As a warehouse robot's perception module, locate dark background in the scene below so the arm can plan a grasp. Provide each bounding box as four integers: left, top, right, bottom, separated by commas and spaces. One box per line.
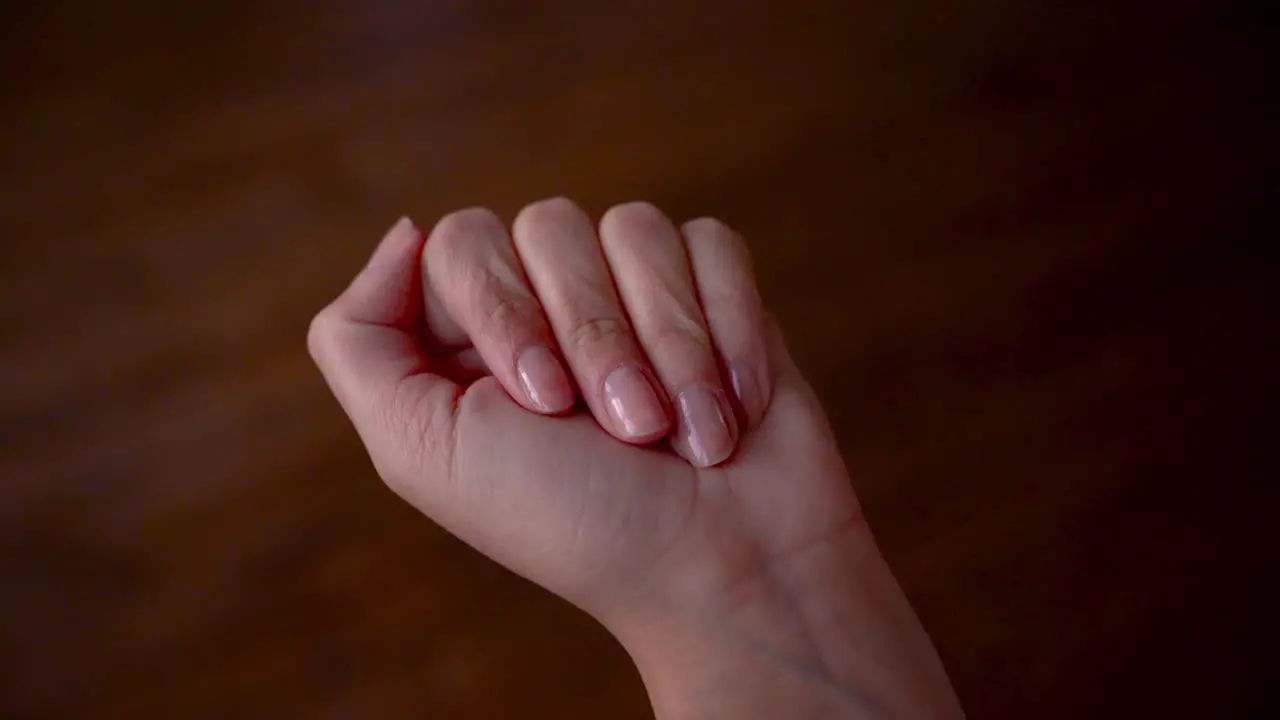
2, 1, 1273, 717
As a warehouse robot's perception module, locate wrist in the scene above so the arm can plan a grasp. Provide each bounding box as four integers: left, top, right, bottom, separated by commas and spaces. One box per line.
619, 617, 875, 720
608, 523, 961, 719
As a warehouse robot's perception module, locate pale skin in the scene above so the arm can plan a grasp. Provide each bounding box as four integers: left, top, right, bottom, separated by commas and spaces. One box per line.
308, 199, 964, 719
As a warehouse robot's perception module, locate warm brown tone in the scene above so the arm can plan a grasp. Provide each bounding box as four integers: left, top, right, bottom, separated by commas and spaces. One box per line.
2, 1, 1271, 717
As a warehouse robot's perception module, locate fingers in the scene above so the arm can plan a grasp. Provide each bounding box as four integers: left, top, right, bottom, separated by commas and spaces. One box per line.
412, 199, 771, 468
425, 208, 576, 415
513, 198, 672, 443
308, 217, 461, 487
681, 217, 772, 429
600, 203, 738, 467
421, 271, 470, 350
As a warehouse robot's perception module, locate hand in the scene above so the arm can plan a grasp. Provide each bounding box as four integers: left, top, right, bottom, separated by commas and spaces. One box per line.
308, 200, 962, 719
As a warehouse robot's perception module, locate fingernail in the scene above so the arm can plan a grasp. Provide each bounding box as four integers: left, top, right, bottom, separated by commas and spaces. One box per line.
673, 383, 736, 467
516, 346, 575, 413
730, 363, 764, 424
603, 365, 669, 438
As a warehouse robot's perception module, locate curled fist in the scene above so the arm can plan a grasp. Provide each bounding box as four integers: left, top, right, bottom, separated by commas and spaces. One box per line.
309, 200, 961, 719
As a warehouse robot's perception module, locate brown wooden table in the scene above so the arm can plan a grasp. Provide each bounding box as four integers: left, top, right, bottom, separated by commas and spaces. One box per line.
2, 1, 1272, 717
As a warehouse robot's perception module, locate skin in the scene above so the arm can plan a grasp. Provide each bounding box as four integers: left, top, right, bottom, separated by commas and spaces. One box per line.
308, 199, 964, 719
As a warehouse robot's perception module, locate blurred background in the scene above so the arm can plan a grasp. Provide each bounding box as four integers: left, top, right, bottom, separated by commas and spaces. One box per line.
1, 0, 1273, 717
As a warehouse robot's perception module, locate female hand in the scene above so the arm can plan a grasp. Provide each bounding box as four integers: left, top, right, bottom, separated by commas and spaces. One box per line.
308, 199, 962, 718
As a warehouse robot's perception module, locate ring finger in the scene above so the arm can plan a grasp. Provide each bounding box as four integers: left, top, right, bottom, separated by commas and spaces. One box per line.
513, 198, 672, 444
600, 203, 738, 467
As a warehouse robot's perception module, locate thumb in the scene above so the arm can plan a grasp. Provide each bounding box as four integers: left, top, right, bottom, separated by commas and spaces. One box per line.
308, 217, 462, 494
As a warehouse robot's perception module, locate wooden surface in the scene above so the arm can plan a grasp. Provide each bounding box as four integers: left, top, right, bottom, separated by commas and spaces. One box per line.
2, 1, 1273, 717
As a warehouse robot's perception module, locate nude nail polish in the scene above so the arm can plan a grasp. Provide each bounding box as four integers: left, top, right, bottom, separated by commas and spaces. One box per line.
673, 383, 736, 467
603, 365, 668, 438
516, 346, 575, 413
729, 363, 763, 423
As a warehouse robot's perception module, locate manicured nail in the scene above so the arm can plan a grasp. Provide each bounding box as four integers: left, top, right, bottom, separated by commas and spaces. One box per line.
516, 346, 575, 413
730, 363, 764, 424
603, 365, 669, 439
673, 383, 736, 467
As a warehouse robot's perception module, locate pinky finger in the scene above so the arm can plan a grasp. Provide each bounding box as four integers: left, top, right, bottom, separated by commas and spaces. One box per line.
682, 218, 772, 429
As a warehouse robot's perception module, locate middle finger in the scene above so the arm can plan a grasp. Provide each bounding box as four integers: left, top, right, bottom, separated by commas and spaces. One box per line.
513, 198, 672, 444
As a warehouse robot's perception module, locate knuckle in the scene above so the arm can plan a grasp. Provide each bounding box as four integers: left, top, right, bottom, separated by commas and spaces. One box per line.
601, 201, 669, 236
566, 315, 632, 352
475, 280, 535, 336
683, 217, 756, 284
701, 284, 749, 312
514, 196, 585, 239
429, 207, 503, 259
647, 316, 712, 361
448, 248, 538, 339
681, 216, 735, 240
306, 308, 340, 363
682, 218, 748, 262
428, 207, 542, 341
435, 206, 503, 237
